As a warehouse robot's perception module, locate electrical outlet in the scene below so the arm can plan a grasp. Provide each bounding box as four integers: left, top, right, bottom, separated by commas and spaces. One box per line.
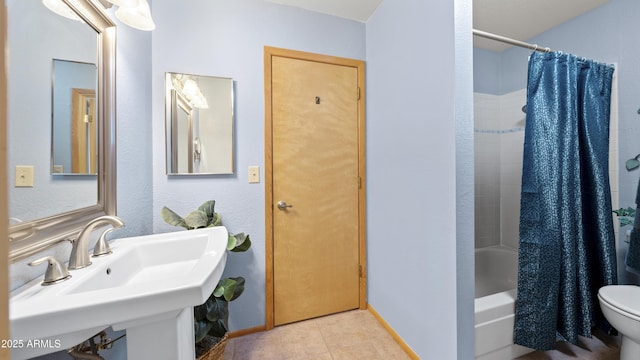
248, 166, 260, 183
15, 166, 34, 187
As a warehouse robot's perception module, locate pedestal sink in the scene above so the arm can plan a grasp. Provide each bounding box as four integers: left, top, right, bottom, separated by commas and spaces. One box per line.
10, 226, 228, 359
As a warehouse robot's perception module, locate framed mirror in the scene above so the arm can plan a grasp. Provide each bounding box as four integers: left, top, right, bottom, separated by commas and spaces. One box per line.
7, 0, 116, 261
165, 72, 234, 175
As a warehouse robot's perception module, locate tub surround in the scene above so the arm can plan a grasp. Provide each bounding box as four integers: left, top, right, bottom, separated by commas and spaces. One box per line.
475, 247, 532, 359
474, 90, 526, 251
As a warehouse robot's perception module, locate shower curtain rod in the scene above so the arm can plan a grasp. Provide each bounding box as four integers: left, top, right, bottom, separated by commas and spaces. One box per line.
473, 29, 552, 53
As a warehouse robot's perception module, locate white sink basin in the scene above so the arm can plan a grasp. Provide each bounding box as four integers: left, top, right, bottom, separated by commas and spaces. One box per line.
10, 226, 228, 359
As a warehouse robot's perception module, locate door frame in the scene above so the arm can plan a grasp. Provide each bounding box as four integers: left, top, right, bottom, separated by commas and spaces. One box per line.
264, 46, 367, 330
1, 1, 9, 356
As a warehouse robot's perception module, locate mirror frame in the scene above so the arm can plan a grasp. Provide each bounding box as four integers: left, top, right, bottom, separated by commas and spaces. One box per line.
9, 0, 116, 262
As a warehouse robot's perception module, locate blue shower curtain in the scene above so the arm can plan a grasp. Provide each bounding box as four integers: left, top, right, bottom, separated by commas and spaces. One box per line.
513, 51, 618, 351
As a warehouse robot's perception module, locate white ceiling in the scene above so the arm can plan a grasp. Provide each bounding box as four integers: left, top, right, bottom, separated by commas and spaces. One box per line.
264, 0, 611, 52
473, 0, 611, 51
263, 0, 383, 22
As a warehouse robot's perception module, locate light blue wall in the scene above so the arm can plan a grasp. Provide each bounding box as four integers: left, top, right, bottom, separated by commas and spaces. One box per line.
115, 5, 154, 240
151, 0, 366, 333
366, 0, 470, 358
474, 0, 640, 284
472, 48, 501, 95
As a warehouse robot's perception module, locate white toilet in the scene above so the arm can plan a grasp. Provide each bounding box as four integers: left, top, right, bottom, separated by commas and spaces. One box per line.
598, 285, 640, 360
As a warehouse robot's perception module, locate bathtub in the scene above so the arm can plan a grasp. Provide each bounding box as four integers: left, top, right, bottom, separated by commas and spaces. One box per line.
475, 246, 533, 359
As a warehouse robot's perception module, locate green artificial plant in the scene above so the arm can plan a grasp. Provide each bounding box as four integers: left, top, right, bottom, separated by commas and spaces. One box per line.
613, 207, 636, 228
161, 200, 251, 353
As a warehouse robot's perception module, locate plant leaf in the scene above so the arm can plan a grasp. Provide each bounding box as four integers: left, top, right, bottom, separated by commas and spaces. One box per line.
614, 208, 632, 217
230, 233, 251, 252
198, 200, 216, 217
193, 316, 214, 343
184, 210, 209, 229
194, 303, 208, 321
203, 296, 229, 338
213, 283, 226, 298
223, 282, 236, 301
226, 277, 245, 301
208, 318, 228, 338
226, 234, 237, 251
211, 212, 221, 227
205, 296, 229, 323
614, 207, 637, 227
215, 278, 237, 301
160, 207, 188, 229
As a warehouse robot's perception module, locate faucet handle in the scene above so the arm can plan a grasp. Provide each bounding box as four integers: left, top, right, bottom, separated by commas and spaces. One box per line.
28, 256, 71, 286
93, 228, 114, 257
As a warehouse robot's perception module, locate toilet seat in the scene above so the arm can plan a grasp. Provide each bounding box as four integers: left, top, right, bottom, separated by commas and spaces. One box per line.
599, 285, 640, 321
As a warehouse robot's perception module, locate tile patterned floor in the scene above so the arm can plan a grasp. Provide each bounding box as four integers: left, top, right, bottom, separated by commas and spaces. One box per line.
223, 310, 412, 360
224, 310, 621, 360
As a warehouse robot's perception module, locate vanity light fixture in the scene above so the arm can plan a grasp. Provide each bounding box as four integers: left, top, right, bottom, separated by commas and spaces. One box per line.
182, 79, 209, 109
103, 0, 139, 6
97, 0, 156, 31
170, 74, 209, 109
42, 0, 82, 21
114, 0, 156, 31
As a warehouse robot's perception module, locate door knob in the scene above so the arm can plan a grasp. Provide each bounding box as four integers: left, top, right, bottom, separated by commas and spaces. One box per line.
277, 201, 293, 210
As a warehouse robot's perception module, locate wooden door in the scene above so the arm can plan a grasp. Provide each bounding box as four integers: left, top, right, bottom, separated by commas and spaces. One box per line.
265, 47, 367, 327
71, 88, 97, 174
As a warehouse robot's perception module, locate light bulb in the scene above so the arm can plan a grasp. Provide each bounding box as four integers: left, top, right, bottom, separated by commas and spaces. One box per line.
115, 0, 156, 31
42, 0, 82, 21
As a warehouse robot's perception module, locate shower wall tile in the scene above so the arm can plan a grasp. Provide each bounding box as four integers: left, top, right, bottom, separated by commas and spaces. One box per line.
475, 93, 501, 249
499, 89, 527, 130
501, 184, 522, 249
475, 197, 500, 248
499, 90, 526, 250
474, 93, 500, 129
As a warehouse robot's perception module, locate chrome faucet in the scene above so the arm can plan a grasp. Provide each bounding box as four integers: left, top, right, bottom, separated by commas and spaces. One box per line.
68, 215, 125, 270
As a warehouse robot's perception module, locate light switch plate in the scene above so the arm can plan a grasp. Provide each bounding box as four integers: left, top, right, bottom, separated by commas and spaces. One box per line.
248, 166, 260, 183
15, 166, 34, 187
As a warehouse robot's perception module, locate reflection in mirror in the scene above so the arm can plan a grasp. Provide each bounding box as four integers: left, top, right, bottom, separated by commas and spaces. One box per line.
9, 0, 98, 224
165, 72, 234, 175
172, 90, 194, 173
51, 59, 98, 175
8, 0, 116, 261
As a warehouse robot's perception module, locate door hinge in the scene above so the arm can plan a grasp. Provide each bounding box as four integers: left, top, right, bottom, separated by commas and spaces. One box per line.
359, 264, 364, 277
357, 87, 361, 100
358, 176, 362, 189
